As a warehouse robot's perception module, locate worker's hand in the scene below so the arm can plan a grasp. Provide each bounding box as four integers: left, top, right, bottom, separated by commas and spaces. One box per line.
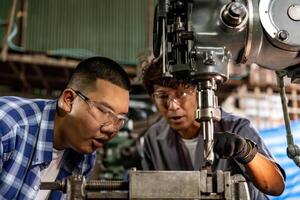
214, 132, 258, 164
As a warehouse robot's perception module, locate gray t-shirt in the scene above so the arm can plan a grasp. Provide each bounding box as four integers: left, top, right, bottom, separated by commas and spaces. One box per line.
180, 137, 198, 168
142, 109, 285, 200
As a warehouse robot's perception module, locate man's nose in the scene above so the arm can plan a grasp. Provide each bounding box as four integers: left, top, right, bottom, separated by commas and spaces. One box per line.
100, 123, 118, 135
166, 98, 180, 110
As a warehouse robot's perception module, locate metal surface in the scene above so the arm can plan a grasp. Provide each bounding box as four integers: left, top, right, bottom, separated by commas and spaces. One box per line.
154, 0, 300, 70
190, 0, 300, 70
66, 175, 86, 200
40, 170, 250, 200
288, 4, 300, 21
130, 171, 201, 199
259, 0, 300, 51
195, 79, 221, 166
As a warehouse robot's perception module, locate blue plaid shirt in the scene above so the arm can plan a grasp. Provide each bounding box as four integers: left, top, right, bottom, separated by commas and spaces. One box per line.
0, 96, 96, 200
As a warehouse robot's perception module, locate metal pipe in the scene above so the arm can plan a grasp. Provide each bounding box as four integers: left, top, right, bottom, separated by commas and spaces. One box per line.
276, 70, 300, 167
40, 181, 64, 191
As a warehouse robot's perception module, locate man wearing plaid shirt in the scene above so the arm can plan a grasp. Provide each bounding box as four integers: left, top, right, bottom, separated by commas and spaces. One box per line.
0, 56, 131, 199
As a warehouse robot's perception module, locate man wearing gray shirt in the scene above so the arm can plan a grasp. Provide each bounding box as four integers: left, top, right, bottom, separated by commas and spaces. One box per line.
141, 57, 285, 200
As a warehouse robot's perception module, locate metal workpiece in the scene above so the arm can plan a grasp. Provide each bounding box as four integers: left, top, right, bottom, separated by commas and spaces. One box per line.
129, 171, 200, 199
130, 170, 250, 200
40, 171, 250, 199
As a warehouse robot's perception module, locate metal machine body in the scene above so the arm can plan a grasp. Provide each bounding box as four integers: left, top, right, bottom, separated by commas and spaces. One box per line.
190, 0, 300, 70
158, 0, 300, 69
40, 170, 250, 200
153, 0, 300, 167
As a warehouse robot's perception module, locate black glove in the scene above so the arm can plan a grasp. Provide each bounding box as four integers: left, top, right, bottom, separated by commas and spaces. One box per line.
214, 132, 258, 164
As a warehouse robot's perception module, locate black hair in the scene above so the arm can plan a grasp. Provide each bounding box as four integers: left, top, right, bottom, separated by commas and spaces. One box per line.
67, 56, 131, 91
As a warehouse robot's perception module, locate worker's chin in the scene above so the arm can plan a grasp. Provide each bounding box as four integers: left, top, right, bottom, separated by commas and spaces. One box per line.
169, 118, 197, 133
77, 148, 92, 154
76, 145, 95, 154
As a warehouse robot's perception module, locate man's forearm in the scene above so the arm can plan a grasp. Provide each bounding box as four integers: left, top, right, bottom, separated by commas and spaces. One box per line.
245, 153, 285, 196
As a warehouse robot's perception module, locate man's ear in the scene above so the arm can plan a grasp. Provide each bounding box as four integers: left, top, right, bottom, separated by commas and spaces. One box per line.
58, 89, 76, 113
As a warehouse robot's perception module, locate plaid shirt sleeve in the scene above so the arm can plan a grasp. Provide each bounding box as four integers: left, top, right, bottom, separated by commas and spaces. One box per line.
0, 96, 96, 200
0, 96, 45, 199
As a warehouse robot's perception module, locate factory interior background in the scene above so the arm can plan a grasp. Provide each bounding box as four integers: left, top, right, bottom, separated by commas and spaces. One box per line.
0, 0, 300, 199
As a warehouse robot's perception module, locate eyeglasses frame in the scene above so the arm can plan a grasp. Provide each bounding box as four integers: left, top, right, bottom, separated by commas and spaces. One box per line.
70, 88, 129, 130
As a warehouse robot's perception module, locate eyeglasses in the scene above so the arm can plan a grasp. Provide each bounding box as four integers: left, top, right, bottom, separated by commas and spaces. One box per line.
71, 89, 129, 131
152, 87, 195, 106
